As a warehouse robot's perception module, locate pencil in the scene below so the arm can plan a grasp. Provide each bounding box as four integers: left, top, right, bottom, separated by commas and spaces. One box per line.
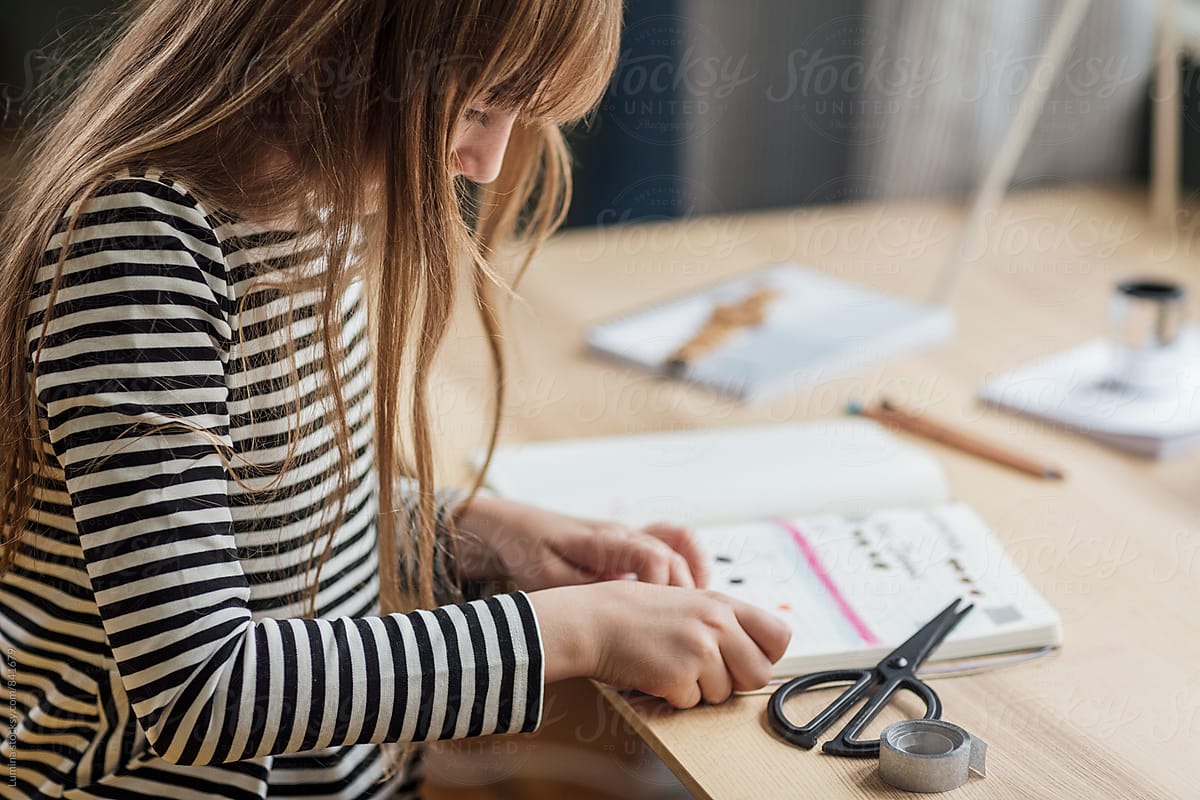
847, 399, 1065, 481
664, 287, 780, 376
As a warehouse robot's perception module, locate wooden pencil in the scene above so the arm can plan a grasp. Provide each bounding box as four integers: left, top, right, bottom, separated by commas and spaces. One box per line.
848, 399, 1065, 481
664, 287, 780, 376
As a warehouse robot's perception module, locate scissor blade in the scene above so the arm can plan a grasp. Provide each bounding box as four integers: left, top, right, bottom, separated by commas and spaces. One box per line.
881, 598, 973, 670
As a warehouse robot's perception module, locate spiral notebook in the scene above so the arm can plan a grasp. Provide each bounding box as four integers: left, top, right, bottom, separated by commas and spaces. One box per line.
478, 419, 1062, 677
585, 262, 954, 403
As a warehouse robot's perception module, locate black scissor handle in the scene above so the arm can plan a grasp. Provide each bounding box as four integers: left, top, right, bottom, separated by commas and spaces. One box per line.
767, 669, 875, 749
822, 676, 942, 758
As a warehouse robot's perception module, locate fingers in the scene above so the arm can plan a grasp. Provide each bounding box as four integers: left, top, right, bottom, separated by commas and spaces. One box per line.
667, 551, 695, 589
727, 597, 792, 664
666, 607, 767, 706
644, 523, 711, 589
663, 681, 704, 710
696, 601, 774, 702
717, 621, 776, 692
600, 525, 701, 588
560, 526, 694, 587
696, 647, 734, 705
634, 537, 673, 585
535, 558, 600, 590
659, 646, 730, 708
587, 582, 787, 711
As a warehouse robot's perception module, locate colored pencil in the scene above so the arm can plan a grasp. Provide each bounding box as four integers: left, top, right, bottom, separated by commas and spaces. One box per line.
848, 399, 1065, 481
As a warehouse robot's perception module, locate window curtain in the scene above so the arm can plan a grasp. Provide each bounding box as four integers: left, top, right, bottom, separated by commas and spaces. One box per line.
848, 0, 1158, 199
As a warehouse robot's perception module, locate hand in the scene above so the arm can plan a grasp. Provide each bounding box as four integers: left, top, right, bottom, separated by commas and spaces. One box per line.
529, 581, 791, 708
450, 495, 709, 592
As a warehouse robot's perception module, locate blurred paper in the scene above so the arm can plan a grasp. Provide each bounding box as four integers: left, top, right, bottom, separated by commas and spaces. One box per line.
981, 325, 1200, 458
475, 419, 949, 528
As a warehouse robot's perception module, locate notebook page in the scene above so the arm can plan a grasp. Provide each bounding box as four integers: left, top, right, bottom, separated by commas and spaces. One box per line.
700, 503, 1061, 677
478, 419, 950, 527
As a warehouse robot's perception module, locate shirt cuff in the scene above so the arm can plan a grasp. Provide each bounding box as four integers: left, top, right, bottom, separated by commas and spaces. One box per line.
490, 591, 544, 735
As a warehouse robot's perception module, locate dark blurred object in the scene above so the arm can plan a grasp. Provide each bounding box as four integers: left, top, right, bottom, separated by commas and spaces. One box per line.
565, 0, 863, 227
1179, 54, 1200, 191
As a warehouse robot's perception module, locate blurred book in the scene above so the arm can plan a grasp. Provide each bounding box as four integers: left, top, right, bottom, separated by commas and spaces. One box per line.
980, 326, 1200, 459
477, 419, 1061, 677
585, 263, 954, 403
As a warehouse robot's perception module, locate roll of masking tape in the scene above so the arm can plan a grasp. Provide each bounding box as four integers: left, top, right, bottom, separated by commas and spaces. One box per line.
878, 719, 988, 793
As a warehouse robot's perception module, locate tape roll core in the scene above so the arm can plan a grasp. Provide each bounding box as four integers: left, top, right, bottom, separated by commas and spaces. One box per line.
878, 720, 987, 793
894, 730, 956, 756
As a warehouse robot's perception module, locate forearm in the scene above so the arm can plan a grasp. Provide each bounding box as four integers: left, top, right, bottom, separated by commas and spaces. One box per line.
137, 595, 543, 764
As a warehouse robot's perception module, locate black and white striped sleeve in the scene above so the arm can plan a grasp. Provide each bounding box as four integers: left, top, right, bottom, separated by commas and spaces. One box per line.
28, 178, 544, 767
393, 480, 501, 605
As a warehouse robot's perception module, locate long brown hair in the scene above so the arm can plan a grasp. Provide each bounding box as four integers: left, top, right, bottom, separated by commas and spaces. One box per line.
0, 0, 620, 770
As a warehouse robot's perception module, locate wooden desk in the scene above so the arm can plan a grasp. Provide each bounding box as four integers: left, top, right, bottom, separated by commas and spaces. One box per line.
432, 186, 1199, 799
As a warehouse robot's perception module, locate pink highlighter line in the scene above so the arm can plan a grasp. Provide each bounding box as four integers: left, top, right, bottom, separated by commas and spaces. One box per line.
774, 518, 881, 646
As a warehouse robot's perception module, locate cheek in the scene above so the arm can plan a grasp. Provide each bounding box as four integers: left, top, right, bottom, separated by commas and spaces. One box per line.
453, 131, 513, 183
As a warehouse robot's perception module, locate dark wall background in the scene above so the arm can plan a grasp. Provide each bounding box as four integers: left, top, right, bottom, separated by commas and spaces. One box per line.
1, 1, 115, 125
0, 1, 867, 222
0, 2, 1165, 220
564, 0, 688, 227
564, 0, 863, 227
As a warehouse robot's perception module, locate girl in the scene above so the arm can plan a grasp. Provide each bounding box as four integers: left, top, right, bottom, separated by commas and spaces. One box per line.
0, 2, 790, 798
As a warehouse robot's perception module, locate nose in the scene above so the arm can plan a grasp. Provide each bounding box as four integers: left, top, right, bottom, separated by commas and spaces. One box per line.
452, 111, 517, 185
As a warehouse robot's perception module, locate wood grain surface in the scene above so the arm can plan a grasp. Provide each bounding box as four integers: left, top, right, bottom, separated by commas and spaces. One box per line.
428, 186, 1198, 799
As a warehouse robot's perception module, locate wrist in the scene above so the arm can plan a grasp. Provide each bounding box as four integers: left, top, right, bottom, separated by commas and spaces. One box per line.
528, 585, 599, 683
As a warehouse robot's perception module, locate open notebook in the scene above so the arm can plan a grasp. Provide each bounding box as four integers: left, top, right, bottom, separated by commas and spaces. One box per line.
476, 419, 1061, 678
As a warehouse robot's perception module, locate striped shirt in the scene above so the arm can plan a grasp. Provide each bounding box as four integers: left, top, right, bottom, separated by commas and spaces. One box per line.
0, 168, 544, 799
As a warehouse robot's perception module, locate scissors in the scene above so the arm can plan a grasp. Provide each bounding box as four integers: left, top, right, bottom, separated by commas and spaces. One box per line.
767, 598, 973, 758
